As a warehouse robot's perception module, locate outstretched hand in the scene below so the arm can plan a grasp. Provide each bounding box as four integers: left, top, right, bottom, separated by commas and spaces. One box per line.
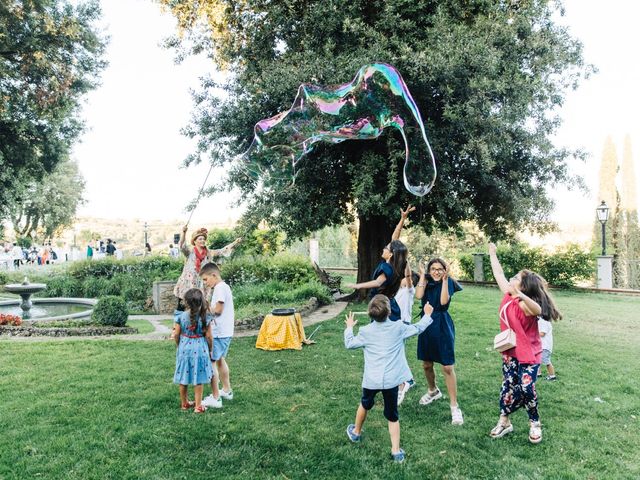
182, 225, 188, 233
345, 311, 357, 328
400, 205, 416, 219
418, 262, 425, 277
423, 301, 433, 316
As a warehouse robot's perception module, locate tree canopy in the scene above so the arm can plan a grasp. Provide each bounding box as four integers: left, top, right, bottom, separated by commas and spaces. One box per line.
9, 157, 86, 240
0, 0, 106, 220
161, 0, 590, 279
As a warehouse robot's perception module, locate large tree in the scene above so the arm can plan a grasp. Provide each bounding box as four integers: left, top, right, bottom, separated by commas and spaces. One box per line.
9, 157, 85, 240
160, 0, 590, 283
0, 0, 106, 219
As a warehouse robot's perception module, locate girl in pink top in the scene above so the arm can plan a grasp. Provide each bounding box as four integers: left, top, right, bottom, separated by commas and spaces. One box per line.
488, 243, 562, 444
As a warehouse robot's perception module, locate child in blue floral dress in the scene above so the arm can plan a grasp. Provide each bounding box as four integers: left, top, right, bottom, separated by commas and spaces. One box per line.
173, 288, 214, 413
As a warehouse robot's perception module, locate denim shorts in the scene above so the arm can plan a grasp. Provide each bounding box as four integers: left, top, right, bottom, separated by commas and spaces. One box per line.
541, 349, 552, 365
211, 337, 232, 361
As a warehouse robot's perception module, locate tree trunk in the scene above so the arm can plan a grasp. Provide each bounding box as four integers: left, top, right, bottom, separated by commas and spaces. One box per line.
356, 214, 395, 301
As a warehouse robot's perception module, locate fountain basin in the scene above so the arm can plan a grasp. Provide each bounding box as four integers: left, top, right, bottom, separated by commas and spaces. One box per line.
0, 298, 97, 322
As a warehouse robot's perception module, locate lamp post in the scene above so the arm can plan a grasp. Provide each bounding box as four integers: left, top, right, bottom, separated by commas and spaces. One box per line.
596, 201, 610, 255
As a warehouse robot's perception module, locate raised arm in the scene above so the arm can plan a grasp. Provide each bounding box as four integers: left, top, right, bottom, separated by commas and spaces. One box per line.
391, 205, 416, 241
210, 237, 242, 258
415, 261, 426, 299
344, 312, 365, 349
440, 270, 450, 305
179, 225, 191, 257
345, 273, 386, 291
488, 243, 512, 295
401, 302, 434, 338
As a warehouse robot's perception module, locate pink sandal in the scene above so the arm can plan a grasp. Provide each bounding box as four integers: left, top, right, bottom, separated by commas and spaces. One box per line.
194, 405, 207, 414
181, 401, 195, 410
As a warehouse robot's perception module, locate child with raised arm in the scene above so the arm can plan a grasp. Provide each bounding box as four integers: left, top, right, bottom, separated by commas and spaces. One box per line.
199, 262, 235, 409
488, 243, 562, 443
538, 318, 556, 380
344, 294, 434, 463
173, 288, 213, 413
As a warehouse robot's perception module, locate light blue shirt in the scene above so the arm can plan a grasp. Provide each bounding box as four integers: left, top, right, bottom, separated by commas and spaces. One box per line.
344, 314, 433, 389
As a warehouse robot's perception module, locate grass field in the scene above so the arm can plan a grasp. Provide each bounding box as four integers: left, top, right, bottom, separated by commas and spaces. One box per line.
1, 285, 638, 479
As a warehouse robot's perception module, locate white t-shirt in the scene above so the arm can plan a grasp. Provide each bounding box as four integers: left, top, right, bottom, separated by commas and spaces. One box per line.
211, 281, 234, 338
394, 286, 416, 324
538, 318, 553, 352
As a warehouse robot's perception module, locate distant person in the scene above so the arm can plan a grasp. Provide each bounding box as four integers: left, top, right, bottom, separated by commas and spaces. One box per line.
538, 318, 556, 381
12, 243, 22, 270
145, 242, 152, 256
40, 246, 49, 265
29, 247, 38, 265
87, 244, 93, 259
114, 241, 123, 260
106, 239, 116, 256
169, 244, 180, 259
344, 295, 434, 463
173, 225, 241, 310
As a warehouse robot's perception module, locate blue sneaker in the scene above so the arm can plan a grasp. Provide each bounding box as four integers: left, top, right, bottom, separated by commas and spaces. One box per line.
346, 424, 361, 443
391, 448, 406, 463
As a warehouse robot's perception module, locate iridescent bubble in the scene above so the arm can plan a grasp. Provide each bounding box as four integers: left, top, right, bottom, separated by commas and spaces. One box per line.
242, 63, 436, 196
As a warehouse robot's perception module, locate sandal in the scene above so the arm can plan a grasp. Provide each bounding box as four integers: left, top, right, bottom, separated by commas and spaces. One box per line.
529, 421, 542, 444
418, 388, 442, 406
489, 421, 513, 438
194, 405, 207, 414
181, 401, 195, 410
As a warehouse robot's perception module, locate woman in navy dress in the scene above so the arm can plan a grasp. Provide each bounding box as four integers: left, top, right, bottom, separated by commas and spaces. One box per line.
415, 258, 464, 425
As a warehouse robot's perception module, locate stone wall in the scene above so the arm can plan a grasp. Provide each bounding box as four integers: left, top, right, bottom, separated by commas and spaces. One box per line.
153, 280, 178, 314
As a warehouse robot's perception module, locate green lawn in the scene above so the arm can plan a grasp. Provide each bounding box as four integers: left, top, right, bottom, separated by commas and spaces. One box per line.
126, 319, 155, 335
1, 286, 638, 479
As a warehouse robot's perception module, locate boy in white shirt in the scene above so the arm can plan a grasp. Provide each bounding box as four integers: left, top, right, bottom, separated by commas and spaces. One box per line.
538, 318, 556, 381
200, 262, 235, 408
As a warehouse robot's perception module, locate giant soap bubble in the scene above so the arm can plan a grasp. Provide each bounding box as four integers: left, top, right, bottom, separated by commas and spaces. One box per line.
243, 63, 436, 196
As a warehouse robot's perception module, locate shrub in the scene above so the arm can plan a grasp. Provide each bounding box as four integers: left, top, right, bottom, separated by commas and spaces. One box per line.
68, 256, 182, 281
83, 277, 111, 298
92, 296, 129, 327
458, 243, 594, 288
222, 254, 314, 286
0, 270, 8, 286
44, 277, 83, 297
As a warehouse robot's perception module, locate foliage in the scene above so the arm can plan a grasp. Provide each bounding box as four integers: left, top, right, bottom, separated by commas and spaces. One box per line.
0, 270, 7, 286
221, 254, 315, 286
207, 228, 236, 250
67, 256, 183, 281
459, 243, 594, 288
0, 313, 22, 326
0, 0, 107, 220
233, 279, 331, 306
9, 158, 86, 240
91, 296, 128, 327
44, 276, 83, 297
161, 0, 592, 285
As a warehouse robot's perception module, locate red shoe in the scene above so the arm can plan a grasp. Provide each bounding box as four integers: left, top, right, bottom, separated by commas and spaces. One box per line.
194, 405, 207, 414
181, 401, 195, 410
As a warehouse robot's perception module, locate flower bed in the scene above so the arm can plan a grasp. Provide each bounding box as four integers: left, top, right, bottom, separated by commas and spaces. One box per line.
0, 313, 22, 326
0, 325, 138, 337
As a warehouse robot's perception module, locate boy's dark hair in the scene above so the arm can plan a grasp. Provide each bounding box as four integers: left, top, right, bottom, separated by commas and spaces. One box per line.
411, 272, 420, 286
368, 294, 390, 322
199, 262, 221, 277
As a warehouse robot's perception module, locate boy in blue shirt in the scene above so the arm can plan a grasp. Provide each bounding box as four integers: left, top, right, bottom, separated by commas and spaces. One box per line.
345, 294, 434, 463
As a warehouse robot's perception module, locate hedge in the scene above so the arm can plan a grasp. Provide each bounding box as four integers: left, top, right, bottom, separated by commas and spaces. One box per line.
458, 243, 594, 288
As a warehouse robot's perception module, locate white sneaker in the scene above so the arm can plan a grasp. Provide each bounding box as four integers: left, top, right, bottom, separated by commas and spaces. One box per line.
220, 389, 233, 400
451, 406, 464, 425
397, 379, 415, 406
202, 394, 222, 409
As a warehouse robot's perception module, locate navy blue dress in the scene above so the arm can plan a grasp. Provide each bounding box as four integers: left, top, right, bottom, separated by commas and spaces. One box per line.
417, 278, 463, 365
369, 261, 401, 321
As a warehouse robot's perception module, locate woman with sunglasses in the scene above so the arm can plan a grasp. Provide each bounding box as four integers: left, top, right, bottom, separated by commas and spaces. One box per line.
415, 257, 464, 425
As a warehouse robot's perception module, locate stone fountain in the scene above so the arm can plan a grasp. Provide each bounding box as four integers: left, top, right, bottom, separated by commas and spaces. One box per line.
3, 277, 47, 319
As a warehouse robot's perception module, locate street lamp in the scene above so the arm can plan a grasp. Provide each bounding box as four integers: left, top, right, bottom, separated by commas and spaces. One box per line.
596, 200, 610, 255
